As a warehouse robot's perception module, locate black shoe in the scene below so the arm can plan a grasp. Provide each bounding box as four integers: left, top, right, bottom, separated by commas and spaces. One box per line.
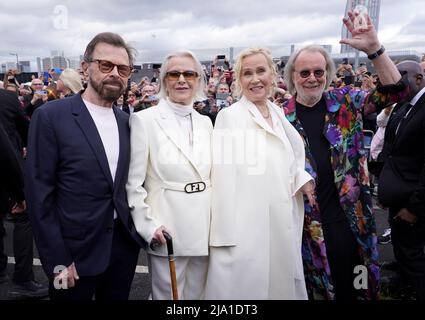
380, 276, 417, 300
378, 228, 391, 244
8, 280, 49, 300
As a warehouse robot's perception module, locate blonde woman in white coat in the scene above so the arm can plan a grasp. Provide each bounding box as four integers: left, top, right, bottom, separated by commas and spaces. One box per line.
205, 47, 315, 300
126, 51, 212, 300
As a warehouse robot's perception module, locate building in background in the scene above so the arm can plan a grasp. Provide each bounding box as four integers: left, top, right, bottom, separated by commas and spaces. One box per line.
19, 61, 31, 72
42, 57, 52, 72
67, 57, 81, 70
52, 55, 68, 69
36, 57, 42, 74
341, 0, 381, 54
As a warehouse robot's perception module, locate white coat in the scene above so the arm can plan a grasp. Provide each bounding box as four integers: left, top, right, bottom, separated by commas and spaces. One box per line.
126, 99, 212, 257
205, 96, 312, 300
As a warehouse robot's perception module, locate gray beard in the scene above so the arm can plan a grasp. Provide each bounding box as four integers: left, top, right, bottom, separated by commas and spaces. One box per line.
89, 77, 126, 102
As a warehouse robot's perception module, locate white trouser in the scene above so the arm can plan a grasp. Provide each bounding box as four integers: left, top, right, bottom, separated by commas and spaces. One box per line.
148, 255, 208, 300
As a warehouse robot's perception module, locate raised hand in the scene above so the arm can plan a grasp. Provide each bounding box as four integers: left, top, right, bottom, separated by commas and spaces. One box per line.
340, 11, 381, 55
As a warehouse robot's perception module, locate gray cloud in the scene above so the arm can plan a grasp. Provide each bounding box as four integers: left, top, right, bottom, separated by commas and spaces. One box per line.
0, 0, 424, 67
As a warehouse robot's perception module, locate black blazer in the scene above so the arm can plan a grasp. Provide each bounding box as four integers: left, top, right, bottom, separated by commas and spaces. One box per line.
26, 94, 146, 277
0, 121, 24, 203
0, 89, 28, 213
0, 89, 29, 152
378, 92, 425, 218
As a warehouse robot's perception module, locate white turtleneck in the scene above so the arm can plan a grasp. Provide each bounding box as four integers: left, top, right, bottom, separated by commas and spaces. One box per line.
166, 97, 194, 152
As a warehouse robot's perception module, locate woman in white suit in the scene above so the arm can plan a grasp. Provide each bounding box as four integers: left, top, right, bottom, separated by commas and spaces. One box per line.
205, 47, 315, 299
126, 50, 212, 299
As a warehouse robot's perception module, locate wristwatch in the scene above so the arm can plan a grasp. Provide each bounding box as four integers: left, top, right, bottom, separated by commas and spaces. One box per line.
368, 46, 385, 60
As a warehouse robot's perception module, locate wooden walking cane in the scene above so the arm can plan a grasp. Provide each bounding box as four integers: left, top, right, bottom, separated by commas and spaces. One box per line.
163, 231, 178, 300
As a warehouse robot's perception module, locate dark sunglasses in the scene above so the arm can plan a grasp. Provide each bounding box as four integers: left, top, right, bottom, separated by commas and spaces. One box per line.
166, 70, 199, 81
90, 59, 132, 77
298, 69, 325, 79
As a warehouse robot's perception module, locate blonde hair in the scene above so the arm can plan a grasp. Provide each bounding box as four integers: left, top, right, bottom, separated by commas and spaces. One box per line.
158, 50, 206, 101
60, 68, 83, 94
233, 47, 278, 98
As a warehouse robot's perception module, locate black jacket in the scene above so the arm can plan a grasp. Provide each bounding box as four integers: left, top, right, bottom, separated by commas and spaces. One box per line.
0, 89, 29, 213
378, 92, 425, 218
0, 89, 29, 151
0, 121, 24, 204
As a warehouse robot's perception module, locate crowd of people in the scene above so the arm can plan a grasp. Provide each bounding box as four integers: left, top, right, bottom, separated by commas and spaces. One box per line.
1, 10, 424, 301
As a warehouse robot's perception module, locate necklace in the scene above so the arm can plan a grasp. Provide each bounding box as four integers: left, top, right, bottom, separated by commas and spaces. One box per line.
260, 107, 270, 119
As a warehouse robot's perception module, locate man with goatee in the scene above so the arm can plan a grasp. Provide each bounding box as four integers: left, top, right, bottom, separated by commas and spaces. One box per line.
26, 32, 146, 300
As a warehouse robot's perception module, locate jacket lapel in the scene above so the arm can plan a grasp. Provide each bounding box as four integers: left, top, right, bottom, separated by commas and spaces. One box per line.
396, 91, 425, 140
191, 111, 210, 180
112, 107, 129, 189
243, 96, 280, 139
155, 100, 202, 178
71, 95, 114, 190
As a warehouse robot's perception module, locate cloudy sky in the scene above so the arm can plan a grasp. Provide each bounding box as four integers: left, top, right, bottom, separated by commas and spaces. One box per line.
0, 0, 424, 65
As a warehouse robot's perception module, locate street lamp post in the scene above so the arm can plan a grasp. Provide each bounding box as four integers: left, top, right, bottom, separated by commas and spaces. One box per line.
9, 52, 19, 71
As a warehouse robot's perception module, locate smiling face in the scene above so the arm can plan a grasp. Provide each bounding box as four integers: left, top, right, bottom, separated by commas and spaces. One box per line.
164, 56, 199, 105
239, 53, 273, 105
293, 50, 327, 106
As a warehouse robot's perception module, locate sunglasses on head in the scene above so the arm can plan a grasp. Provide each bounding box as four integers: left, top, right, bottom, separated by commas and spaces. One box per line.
298, 69, 325, 79
90, 59, 132, 77
166, 70, 199, 81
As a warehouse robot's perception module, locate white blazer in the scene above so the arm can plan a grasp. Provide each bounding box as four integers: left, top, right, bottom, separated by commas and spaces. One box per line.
126, 99, 213, 257
210, 96, 311, 246
206, 96, 311, 299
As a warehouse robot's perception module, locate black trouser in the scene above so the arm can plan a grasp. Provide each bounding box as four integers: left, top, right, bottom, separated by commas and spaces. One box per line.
322, 219, 362, 300
49, 219, 140, 300
389, 207, 425, 300
0, 210, 35, 283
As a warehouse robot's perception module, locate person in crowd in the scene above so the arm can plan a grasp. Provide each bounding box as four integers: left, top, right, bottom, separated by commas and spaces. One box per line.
377, 60, 425, 300
125, 90, 137, 113
4, 83, 19, 94
205, 47, 315, 299
26, 32, 145, 300
371, 104, 394, 161
134, 84, 158, 111
113, 95, 126, 112
216, 83, 230, 94
56, 68, 84, 98
126, 50, 212, 300
0, 88, 47, 299
281, 11, 409, 300
207, 78, 217, 96
336, 58, 355, 85
130, 82, 141, 98
0, 121, 26, 285
23, 78, 48, 118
